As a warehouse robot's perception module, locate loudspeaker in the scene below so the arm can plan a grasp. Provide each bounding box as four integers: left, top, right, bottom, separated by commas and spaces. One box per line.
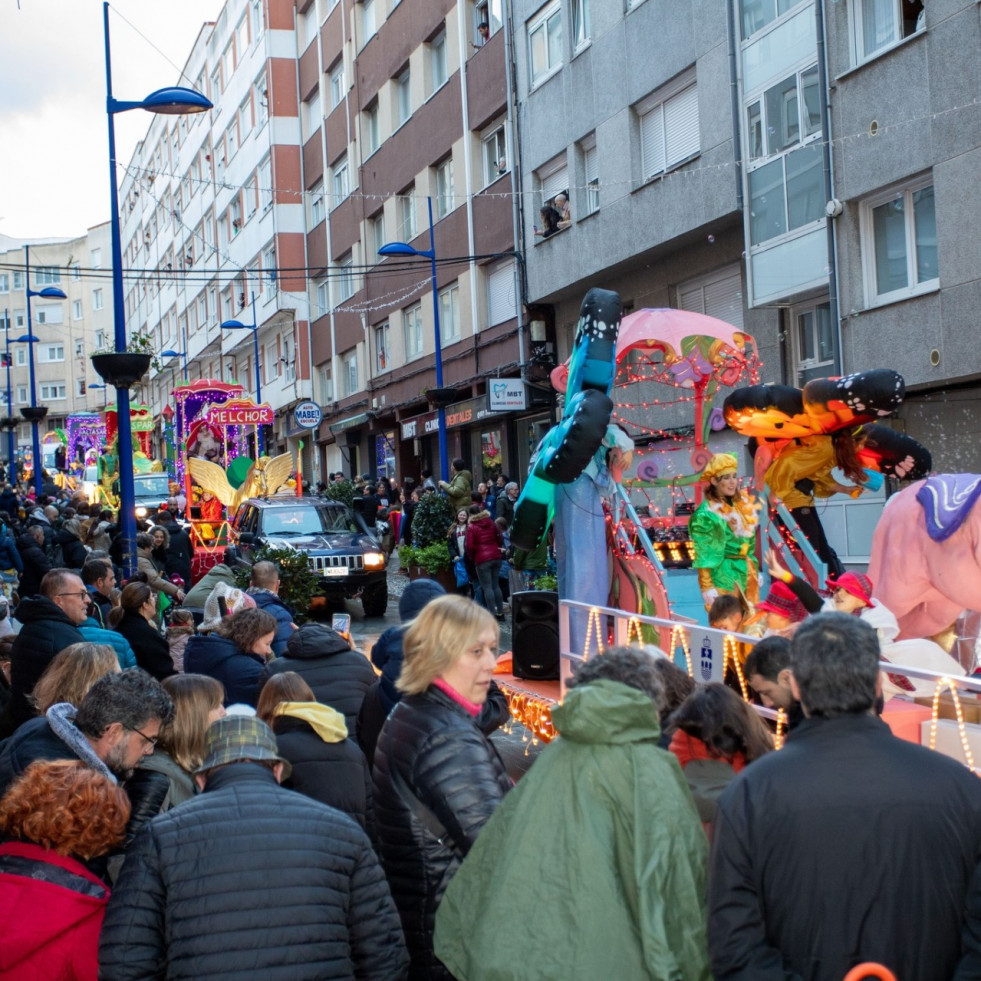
512, 590, 559, 680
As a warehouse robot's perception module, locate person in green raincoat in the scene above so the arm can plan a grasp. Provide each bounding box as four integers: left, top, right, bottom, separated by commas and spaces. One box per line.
434, 646, 711, 981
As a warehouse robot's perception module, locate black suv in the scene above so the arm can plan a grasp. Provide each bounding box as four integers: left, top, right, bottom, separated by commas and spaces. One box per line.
226, 496, 388, 616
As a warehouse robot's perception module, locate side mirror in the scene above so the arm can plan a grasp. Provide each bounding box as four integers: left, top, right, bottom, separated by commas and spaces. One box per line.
238, 531, 256, 544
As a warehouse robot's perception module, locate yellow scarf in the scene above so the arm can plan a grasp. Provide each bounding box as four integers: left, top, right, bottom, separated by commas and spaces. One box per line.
275, 701, 348, 743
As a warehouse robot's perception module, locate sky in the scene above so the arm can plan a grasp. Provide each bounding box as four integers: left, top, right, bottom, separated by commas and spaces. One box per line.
0, 0, 226, 241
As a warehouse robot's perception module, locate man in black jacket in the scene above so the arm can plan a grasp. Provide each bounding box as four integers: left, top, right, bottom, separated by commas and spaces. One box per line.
99, 715, 408, 981
156, 510, 193, 586
708, 612, 981, 981
246, 559, 296, 656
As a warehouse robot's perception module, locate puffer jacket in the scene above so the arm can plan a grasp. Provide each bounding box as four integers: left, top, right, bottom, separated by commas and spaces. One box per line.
98, 762, 409, 981
259, 623, 375, 731
15, 532, 50, 598
464, 512, 502, 567
373, 685, 512, 980
113, 611, 175, 681
184, 634, 264, 706
247, 588, 295, 656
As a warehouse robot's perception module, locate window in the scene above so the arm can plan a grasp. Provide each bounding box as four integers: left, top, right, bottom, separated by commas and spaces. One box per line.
229, 197, 242, 234
793, 301, 835, 385
263, 245, 277, 296
250, 0, 263, 41
481, 123, 508, 185
343, 350, 359, 395
259, 156, 273, 211
74, 340, 84, 358
399, 187, 417, 240
0, 275, 8, 294
92, 289, 104, 311
16, 386, 27, 404
71, 263, 81, 281
197, 294, 208, 328
638, 74, 699, 180
239, 99, 253, 143
678, 264, 745, 330
330, 60, 346, 109
245, 175, 257, 218
369, 211, 386, 256
361, 0, 377, 43
536, 155, 568, 209
76, 379, 87, 397
850, 0, 924, 63
364, 101, 380, 155
38, 344, 64, 363
439, 283, 460, 342
254, 72, 269, 126
36, 267, 60, 284
72, 300, 83, 321
475, 0, 503, 38
302, 90, 321, 141
15, 348, 26, 366
487, 259, 517, 326
211, 65, 223, 102
435, 157, 454, 218
331, 155, 350, 205
528, 2, 562, 85
739, 0, 804, 39
404, 304, 424, 359
36, 305, 63, 325
396, 69, 411, 125
40, 384, 66, 400
861, 179, 937, 306
334, 253, 356, 303
316, 279, 330, 317
301, 7, 318, 48
746, 66, 820, 161
310, 180, 326, 225
318, 363, 334, 403
237, 16, 250, 60
581, 136, 599, 215
430, 29, 448, 91
572, 0, 589, 49
374, 322, 390, 373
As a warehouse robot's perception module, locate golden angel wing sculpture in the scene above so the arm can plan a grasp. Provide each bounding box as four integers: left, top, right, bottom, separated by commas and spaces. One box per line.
251, 452, 295, 498
187, 458, 238, 508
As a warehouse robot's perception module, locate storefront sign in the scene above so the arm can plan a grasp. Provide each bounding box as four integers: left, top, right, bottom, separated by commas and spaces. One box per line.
206, 398, 275, 427
487, 378, 527, 411
293, 401, 323, 430
401, 396, 499, 440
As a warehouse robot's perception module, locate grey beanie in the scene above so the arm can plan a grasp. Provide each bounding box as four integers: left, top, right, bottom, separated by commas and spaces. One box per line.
398, 577, 446, 622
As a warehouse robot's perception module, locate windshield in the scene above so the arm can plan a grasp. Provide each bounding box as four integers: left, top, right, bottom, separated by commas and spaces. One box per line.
133, 475, 172, 497
262, 505, 358, 536
84, 466, 98, 483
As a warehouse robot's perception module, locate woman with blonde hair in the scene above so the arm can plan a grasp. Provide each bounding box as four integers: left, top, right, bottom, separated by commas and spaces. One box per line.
373, 593, 511, 980
31, 642, 119, 715
0, 760, 130, 980
257, 671, 374, 833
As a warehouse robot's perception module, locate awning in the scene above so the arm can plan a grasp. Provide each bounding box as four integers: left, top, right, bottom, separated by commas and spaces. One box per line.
328, 411, 373, 437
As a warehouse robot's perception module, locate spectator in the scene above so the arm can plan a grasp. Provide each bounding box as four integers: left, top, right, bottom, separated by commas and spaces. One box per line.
180, 559, 237, 615
109, 582, 176, 681
15, 524, 51, 598
155, 511, 193, 586
421, 468, 437, 493
165, 608, 196, 672
259, 620, 375, 732
401, 486, 421, 544
135, 532, 184, 608
708, 593, 744, 634
446, 507, 471, 594
668, 682, 773, 830
185, 606, 275, 707
465, 504, 505, 619
472, 19, 490, 46
495, 481, 518, 527
0, 482, 19, 517
553, 191, 571, 228
743, 635, 802, 730
31, 642, 120, 715
257, 671, 375, 834
534, 201, 563, 239
438, 457, 473, 514
0, 635, 12, 729
0, 760, 130, 981
708, 612, 981, 981
6, 568, 88, 731
651, 653, 698, 747
373, 594, 512, 980
99, 715, 408, 980
0, 668, 174, 794
435, 646, 711, 981
246, 559, 296, 656
360, 483, 382, 528
82, 557, 116, 627
58, 516, 90, 570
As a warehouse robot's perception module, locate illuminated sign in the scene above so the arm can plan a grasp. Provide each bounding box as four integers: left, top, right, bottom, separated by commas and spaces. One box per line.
206, 398, 275, 427
488, 379, 527, 411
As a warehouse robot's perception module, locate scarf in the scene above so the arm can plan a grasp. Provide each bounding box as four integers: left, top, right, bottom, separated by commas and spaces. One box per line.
45, 703, 118, 783
433, 677, 482, 717
275, 701, 348, 742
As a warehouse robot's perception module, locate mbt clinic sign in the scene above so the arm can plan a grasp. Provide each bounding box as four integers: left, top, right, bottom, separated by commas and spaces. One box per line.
293, 401, 323, 430
206, 399, 275, 427
487, 379, 527, 412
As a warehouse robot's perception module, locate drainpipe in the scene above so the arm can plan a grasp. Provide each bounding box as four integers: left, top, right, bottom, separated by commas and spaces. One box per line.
726, 0, 744, 210
503, 0, 525, 375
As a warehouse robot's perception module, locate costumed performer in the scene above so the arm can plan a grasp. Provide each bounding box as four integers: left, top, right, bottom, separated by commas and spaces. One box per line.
194, 488, 225, 542
689, 453, 760, 611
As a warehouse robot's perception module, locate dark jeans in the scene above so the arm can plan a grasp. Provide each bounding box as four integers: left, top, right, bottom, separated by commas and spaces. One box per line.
789, 506, 844, 578
476, 560, 503, 615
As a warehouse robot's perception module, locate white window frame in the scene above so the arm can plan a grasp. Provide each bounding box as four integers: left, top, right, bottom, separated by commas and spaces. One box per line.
745, 65, 820, 163
316, 279, 330, 318
259, 157, 273, 212
360, 0, 377, 45
528, 1, 562, 87
404, 303, 424, 360
581, 135, 599, 216
849, 0, 925, 66
439, 283, 460, 342
791, 299, 835, 386
571, 0, 590, 51
364, 101, 380, 155
396, 69, 411, 126
637, 71, 700, 181
537, 155, 568, 208
318, 363, 334, 403
330, 60, 346, 109
343, 350, 359, 396
302, 89, 322, 142
430, 29, 448, 92
36, 266, 61, 285
334, 253, 356, 304
487, 259, 518, 327
72, 300, 83, 321
310, 180, 326, 226
475, 0, 503, 39
92, 288, 104, 311
36, 305, 63, 325
860, 177, 938, 308
40, 383, 66, 401
435, 157, 454, 219
38, 344, 65, 363
399, 188, 417, 240
16, 385, 28, 403
0, 274, 9, 293
374, 321, 390, 374
331, 155, 350, 206
250, 0, 263, 42
481, 121, 508, 187
369, 211, 386, 257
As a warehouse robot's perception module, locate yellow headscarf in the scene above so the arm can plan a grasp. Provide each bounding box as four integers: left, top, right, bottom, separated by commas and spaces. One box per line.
701, 453, 738, 484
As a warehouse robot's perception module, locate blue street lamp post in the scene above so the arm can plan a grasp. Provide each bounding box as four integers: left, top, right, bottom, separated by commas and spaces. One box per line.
2, 308, 14, 471
221, 291, 264, 456
102, 0, 211, 575
378, 197, 448, 482
161, 349, 188, 380
22, 244, 67, 497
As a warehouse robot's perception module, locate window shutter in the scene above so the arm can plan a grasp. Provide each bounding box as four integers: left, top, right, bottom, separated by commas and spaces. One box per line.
664, 84, 699, 166
487, 261, 517, 326
540, 164, 568, 203
640, 105, 665, 178
678, 264, 744, 330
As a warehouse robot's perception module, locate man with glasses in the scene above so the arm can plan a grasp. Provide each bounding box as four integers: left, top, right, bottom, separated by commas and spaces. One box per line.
0, 668, 174, 794
3, 569, 88, 732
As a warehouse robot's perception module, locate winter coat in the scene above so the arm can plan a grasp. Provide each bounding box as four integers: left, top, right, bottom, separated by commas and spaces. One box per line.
138, 749, 196, 811
54, 526, 89, 570
440, 469, 472, 514
0, 488, 20, 517
247, 587, 295, 656
160, 519, 193, 585
271, 702, 376, 836
98, 761, 409, 981
259, 623, 375, 731
15, 531, 50, 598
373, 684, 512, 980
184, 633, 264, 707
181, 563, 236, 610
7, 595, 85, 730
435, 680, 710, 981
495, 494, 515, 527
80, 617, 137, 670
0, 840, 110, 981
668, 729, 747, 828
137, 552, 180, 599
708, 713, 981, 981
167, 631, 192, 673
464, 512, 503, 567
113, 610, 175, 681
0, 532, 23, 574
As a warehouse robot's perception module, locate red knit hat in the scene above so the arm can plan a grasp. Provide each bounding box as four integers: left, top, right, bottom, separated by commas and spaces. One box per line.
826, 571, 873, 604
757, 580, 808, 623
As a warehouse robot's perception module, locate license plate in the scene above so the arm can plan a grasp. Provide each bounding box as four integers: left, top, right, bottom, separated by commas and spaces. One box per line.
322, 567, 349, 577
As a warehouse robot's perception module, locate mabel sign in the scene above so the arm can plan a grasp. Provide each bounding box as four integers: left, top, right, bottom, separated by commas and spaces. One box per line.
293, 401, 323, 430
206, 398, 275, 426
487, 379, 527, 411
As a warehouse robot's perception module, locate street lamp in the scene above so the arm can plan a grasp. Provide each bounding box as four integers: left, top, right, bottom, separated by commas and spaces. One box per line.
221, 290, 264, 456
89, 382, 109, 408
378, 196, 448, 482
161, 349, 188, 380
102, 0, 211, 575
1, 308, 14, 472
22, 244, 67, 497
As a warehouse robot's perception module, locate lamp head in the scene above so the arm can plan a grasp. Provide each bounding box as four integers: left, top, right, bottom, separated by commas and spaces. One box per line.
220, 320, 248, 330
35, 287, 68, 300
14, 335, 38, 344
161, 349, 186, 357
378, 242, 427, 258
141, 87, 213, 115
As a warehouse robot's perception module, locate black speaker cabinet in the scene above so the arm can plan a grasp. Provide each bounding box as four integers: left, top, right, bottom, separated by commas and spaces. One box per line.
511, 590, 559, 680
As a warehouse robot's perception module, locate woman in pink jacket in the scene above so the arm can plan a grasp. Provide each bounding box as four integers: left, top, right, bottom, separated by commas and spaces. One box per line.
464, 505, 505, 620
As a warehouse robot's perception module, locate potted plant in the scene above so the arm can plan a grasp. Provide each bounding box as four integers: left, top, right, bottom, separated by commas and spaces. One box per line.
231, 543, 319, 624
90, 330, 160, 389
399, 492, 455, 588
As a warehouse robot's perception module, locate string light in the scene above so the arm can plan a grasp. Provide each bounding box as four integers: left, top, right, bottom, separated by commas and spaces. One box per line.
928, 676, 976, 770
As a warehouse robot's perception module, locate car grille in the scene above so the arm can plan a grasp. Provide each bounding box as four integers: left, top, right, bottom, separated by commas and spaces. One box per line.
308, 554, 364, 572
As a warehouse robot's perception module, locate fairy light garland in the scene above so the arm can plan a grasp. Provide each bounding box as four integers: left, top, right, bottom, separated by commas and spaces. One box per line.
929, 676, 976, 770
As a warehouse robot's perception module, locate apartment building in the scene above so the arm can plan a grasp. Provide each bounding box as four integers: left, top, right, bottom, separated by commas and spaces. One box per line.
119, 0, 314, 473
0, 227, 114, 464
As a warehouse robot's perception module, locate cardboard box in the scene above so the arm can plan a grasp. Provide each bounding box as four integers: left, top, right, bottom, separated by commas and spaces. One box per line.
913, 692, 981, 725
921, 718, 981, 771
881, 700, 932, 745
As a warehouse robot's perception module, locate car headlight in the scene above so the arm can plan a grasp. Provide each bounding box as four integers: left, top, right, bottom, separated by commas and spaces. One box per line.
363, 551, 385, 570
135, 506, 148, 518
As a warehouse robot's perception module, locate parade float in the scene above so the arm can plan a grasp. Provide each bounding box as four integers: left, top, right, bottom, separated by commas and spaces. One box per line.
95, 403, 166, 512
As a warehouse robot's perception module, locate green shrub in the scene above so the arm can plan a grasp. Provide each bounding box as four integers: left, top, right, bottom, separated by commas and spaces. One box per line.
232, 543, 320, 622
322, 478, 355, 509
397, 540, 451, 574
533, 572, 558, 592
411, 492, 455, 547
